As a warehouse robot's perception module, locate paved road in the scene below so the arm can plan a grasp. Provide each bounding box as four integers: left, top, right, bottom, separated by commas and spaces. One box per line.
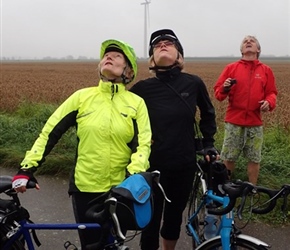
1, 167, 289, 249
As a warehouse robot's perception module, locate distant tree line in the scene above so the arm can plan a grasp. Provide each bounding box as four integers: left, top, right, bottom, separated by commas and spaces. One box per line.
1, 55, 289, 61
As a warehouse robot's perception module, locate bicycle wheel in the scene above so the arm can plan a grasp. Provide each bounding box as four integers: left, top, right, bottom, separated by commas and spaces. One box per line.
196, 235, 269, 250
187, 171, 206, 248
0, 223, 25, 250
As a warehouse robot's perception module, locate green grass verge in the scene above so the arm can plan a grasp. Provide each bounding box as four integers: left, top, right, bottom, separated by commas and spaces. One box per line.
0, 102, 289, 225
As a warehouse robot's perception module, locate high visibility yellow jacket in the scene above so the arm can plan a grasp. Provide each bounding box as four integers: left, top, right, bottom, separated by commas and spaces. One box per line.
20, 80, 152, 193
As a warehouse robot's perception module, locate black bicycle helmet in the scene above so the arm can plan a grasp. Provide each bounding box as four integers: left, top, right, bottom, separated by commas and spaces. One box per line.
149, 29, 184, 57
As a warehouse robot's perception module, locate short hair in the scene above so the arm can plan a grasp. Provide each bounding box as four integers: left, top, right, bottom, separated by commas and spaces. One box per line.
240, 35, 261, 59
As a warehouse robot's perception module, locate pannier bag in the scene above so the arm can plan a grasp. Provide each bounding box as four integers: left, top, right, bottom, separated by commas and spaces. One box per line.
110, 172, 154, 231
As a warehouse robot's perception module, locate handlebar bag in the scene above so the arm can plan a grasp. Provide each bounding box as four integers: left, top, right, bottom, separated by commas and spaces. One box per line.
0, 199, 30, 224
110, 172, 153, 231
198, 160, 229, 196
212, 162, 229, 196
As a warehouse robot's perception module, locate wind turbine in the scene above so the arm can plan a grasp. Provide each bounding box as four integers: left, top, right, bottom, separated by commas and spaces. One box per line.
141, 0, 151, 58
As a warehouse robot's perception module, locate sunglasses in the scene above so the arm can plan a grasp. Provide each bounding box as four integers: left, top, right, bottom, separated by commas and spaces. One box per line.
153, 40, 175, 49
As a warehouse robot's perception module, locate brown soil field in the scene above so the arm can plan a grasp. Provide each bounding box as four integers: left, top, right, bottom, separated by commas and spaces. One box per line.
1, 60, 289, 128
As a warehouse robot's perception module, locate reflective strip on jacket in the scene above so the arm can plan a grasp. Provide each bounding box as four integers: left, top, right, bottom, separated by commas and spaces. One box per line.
20, 80, 152, 193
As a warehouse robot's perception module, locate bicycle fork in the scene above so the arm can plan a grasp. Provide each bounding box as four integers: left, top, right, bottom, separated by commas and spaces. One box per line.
218, 210, 234, 250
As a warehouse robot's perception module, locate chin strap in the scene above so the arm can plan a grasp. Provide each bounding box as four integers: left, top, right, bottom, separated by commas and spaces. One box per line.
100, 65, 131, 84
149, 53, 180, 71
100, 73, 117, 83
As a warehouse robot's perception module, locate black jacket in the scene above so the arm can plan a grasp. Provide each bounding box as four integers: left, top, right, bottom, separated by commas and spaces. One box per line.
130, 67, 216, 171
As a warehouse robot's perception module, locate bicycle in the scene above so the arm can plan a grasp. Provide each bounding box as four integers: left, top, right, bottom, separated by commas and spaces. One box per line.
251, 183, 290, 219
0, 170, 169, 250
185, 155, 271, 249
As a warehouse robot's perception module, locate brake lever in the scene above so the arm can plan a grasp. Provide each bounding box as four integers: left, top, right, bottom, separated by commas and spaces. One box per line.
237, 184, 256, 220
151, 171, 171, 203
156, 181, 171, 203
281, 186, 290, 217
106, 197, 126, 240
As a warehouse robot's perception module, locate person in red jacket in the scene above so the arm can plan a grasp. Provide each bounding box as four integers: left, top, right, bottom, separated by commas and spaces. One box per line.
214, 35, 277, 184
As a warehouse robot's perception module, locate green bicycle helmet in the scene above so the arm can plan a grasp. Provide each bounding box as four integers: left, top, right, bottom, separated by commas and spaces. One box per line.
100, 39, 138, 84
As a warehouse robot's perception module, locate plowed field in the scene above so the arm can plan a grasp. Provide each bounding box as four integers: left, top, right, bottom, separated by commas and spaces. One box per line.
1, 60, 289, 128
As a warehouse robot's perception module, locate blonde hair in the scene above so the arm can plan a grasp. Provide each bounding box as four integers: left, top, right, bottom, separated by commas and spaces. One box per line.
240, 35, 261, 59
148, 52, 185, 74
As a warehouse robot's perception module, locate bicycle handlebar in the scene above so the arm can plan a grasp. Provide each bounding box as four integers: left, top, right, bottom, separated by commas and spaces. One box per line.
207, 180, 256, 217
207, 197, 236, 216
252, 184, 290, 214
0, 173, 168, 250
207, 180, 290, 218
86, 170, 170, 245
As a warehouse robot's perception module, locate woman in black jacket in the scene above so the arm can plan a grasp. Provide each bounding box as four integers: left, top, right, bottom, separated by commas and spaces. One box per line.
130, 29, 218, 250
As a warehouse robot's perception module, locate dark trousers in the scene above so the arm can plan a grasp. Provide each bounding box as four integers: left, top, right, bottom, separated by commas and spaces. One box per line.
71, 192, 105, 249
140, 168, 195, 250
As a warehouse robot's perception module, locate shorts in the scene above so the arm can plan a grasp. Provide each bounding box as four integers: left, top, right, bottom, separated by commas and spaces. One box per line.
220, 123, 263, 163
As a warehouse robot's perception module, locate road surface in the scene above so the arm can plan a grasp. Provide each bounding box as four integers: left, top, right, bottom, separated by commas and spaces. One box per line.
0, 167, 289, 249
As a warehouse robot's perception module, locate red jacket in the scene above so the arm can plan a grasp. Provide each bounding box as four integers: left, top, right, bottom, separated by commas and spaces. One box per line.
214, 59, 277, 126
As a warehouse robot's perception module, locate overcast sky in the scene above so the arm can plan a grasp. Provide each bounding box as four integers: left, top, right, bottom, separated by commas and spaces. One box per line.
1, 0, 289, 59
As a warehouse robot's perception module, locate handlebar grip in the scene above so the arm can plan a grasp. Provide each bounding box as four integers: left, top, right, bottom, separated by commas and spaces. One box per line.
251, 186, 278, 214
207, 181, 254, 216
27, 180, 37, 189
85, 205, 108, 225
208, 198, 236, 215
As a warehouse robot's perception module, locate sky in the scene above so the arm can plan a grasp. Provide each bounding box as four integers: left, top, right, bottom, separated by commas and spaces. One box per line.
1, 0, 289, 59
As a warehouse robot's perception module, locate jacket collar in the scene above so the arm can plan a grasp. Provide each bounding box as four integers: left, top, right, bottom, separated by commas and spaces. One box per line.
155, 67, 182, 81
99, 80, 126, 94
240, 59, 261, 66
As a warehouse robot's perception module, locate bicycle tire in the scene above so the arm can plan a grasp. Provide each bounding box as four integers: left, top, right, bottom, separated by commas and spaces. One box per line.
0, 223, 25, 250
195, 235, 269, 250
188, 171, 206, 248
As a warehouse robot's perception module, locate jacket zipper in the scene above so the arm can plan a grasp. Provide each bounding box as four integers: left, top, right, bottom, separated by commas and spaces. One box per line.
111, 84, 119, 100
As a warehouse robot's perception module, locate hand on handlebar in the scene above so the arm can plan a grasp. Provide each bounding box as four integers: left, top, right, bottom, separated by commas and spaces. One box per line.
203, 146, 220, 162
12, 169, 40, 193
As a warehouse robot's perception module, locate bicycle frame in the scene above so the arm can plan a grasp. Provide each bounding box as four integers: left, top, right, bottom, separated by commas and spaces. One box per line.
2, 219, 101, 250
187, 171, 233, 249
1, 171, 168, 250
186, 161, 270, 250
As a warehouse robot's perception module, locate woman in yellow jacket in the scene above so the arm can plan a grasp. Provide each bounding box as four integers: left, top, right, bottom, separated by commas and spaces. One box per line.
12, 39, 152, 247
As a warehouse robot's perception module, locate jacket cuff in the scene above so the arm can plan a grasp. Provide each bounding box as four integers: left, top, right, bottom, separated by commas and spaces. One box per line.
202, 138, 215, 148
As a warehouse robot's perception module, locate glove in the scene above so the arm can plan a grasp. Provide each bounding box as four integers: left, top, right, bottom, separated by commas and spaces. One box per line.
12, 169, 38, 189
223, 79, 236, 93
125, 170, 132, 178
223, 86, 231, 93
203, 147, 219, 162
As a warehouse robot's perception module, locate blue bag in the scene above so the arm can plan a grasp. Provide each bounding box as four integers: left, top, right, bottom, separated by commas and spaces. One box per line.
110, 172, 154, 230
